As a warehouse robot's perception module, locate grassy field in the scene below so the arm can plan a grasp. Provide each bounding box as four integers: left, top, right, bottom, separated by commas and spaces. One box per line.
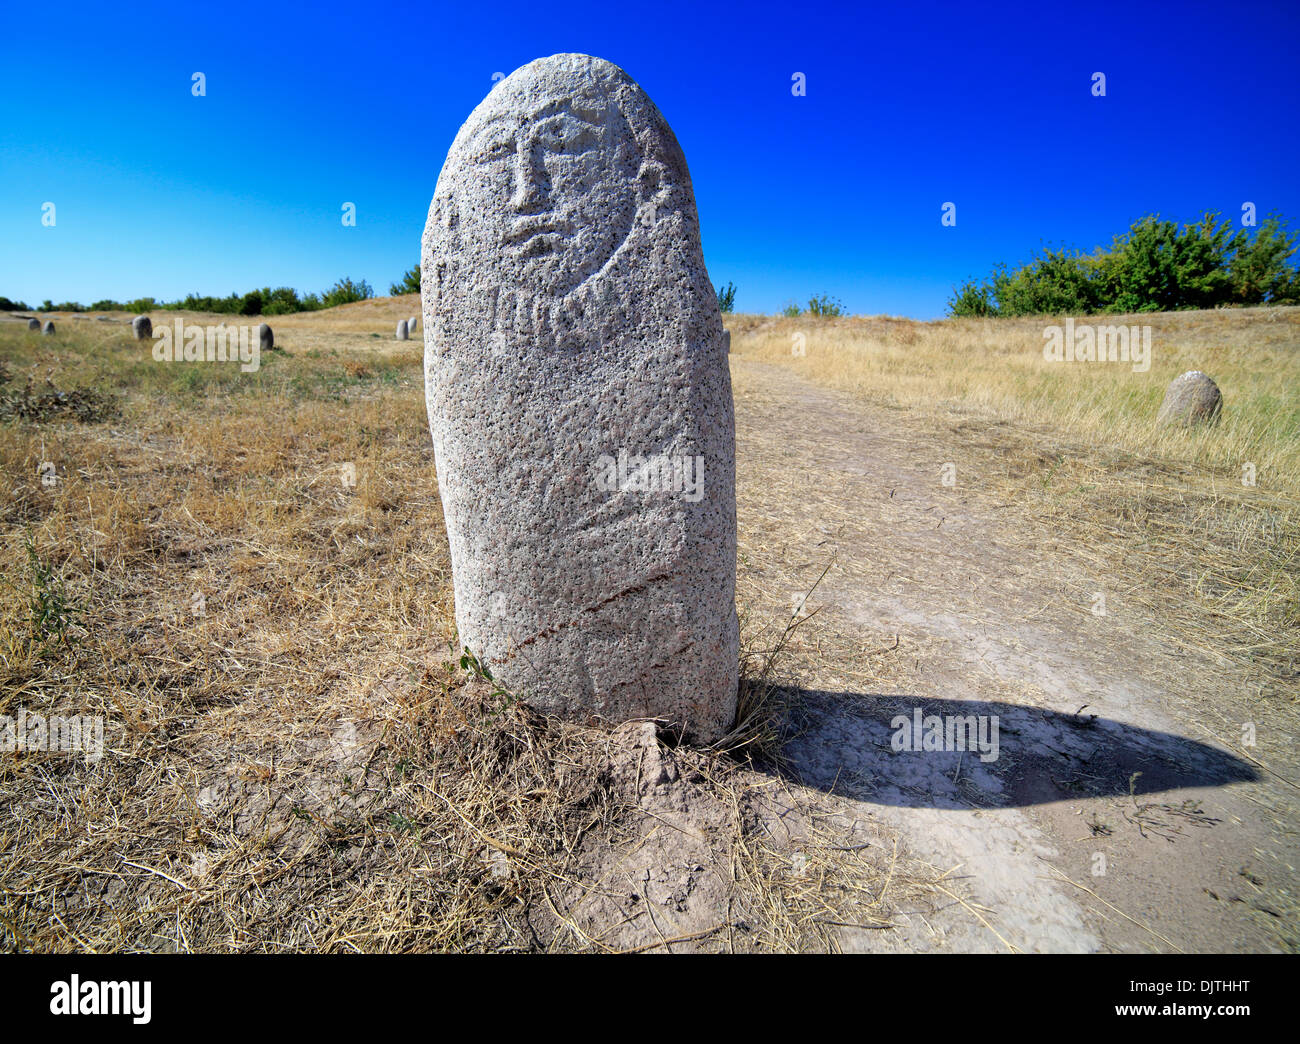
1, 299, 1295, 951
726, 308, 1300, 477
728, 307, 1299, 687
0, 303, 935, 952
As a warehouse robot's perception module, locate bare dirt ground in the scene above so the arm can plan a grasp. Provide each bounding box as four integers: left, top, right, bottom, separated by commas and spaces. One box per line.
730, 354, 1296, 952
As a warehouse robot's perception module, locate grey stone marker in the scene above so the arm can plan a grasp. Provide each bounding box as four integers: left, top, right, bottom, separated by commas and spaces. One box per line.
409, 315, 418, 332
396, 319, 409, 340
27, 318, 40, 330
41, 321, 55, 336
132, 315, 152, 340
723, 328, 731, 353
258, 323, 273, 351
1157, 370, 1222, 427
422, 53, 737, 742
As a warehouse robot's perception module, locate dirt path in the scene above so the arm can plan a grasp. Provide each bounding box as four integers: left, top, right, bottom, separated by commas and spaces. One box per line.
731, 356, 1297, 953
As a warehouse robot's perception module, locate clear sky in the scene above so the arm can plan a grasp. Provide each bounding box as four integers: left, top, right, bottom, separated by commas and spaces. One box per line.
3, 0, 1297, 319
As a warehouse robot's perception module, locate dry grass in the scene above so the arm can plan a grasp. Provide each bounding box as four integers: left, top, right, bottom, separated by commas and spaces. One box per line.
727, 307, 1299, 477
12, 299, 1287, 952
728, 307, 1300, 691
0, 306, 940, 952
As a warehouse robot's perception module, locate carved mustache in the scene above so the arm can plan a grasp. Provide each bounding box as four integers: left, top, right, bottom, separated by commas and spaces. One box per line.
504, 216, 574, 245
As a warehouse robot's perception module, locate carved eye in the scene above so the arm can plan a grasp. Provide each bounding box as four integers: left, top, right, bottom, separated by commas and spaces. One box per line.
539, 118, 598, 156
477, 133, 515, 164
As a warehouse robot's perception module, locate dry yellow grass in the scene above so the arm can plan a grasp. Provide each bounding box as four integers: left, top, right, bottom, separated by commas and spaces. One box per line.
728, 308, 1299, 477
3, 298, 1292, 952
0, 303, 940, 952
728, 307, 1299, 688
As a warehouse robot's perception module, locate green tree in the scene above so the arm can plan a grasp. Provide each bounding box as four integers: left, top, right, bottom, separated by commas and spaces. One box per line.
806, 294, 844, 317
991, 248, 1099, 316
390, 264, 420, 296
1094, 213, 1237, 312
1229, 215, 1298, 304
947, 209, 1300, 317
321, 277, 374, 308
1095, 216, 1181, 312
262, 287, 307, 315
1169, 212, 1239, 309
947, 277, 998, 317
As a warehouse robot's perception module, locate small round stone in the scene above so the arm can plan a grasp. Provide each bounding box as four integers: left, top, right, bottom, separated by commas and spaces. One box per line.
258, 323, 273, 351
27, 318, 40, 331
1157, 370, 1222, 427
132, 315, 152, 339
41, 320, 55, 336
396, 320, 409, 340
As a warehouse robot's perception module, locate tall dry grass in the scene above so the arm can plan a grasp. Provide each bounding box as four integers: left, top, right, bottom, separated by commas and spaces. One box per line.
0, 309, 937, 952
728, 307, 1299, 690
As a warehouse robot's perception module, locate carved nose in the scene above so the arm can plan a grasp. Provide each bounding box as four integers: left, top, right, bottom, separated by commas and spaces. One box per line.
510, 140, 549, 212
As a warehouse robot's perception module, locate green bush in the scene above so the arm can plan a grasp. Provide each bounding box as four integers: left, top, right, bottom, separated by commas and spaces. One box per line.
947, 279, 996, 318
262, 287, 312, 315
1091, 214, 1239, 313
781, 301, 802, 317
949, 211, 1300, 317
321, 277, 374, 309
389, 264, 420, 296
1271, 265, 1300, 305
716, 281, 736, 312
1229, 215, 1299, 304
993, 248, 1101, 316
0, 296, 31, 311
806, 294, 844, 317
33, 275, 385, 320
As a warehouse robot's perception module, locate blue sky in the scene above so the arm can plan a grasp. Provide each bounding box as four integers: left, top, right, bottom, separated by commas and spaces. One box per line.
3, 0, 1297, 319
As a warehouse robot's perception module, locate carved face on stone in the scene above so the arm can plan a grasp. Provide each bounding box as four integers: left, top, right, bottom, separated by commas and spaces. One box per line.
432, 61, 649, 299
422, 55, 737, 742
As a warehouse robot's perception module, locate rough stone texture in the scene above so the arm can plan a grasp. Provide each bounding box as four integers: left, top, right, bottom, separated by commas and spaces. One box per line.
258, 323, 273, 351
1157, 370, 1222, 427
41, 321, 54, 336
27, 318, 40, 330
422, 53, 738, 742
132, 315, 152, 340
396, 319, 409, 341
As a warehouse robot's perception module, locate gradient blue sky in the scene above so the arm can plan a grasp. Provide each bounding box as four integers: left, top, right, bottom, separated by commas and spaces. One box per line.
3, 0, 1297, 318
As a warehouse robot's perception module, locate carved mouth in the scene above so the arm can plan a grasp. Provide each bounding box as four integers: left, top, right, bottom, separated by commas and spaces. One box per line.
505, 218, 570, 254
515, 233, 564, 257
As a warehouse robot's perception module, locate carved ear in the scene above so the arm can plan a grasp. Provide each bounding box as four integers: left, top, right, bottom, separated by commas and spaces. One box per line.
636, 158, 668, 206
438, 197, 459, 231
